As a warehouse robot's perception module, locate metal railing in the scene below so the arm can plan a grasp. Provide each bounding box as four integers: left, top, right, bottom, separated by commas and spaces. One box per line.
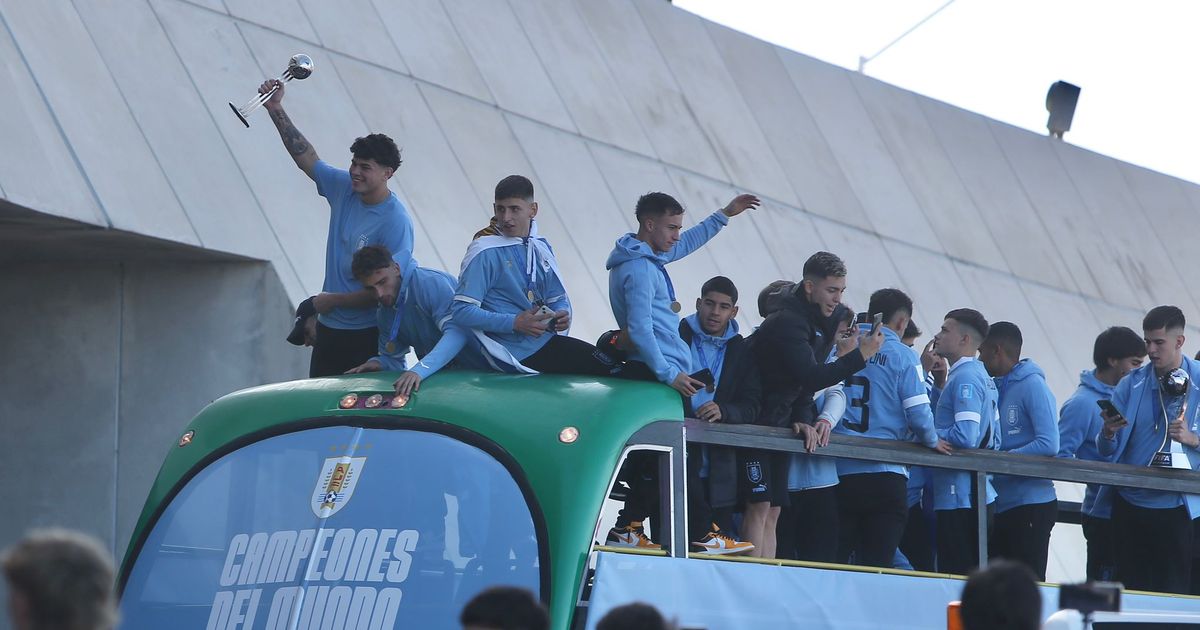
627, 420, 1200, 567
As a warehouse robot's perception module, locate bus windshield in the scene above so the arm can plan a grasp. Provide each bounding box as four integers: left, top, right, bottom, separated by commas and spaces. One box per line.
119, 424, 542, 630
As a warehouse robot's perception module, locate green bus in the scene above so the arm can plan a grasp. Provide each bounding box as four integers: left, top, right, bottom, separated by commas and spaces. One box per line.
117, 371, 682, 630
116, 371, 1200, 629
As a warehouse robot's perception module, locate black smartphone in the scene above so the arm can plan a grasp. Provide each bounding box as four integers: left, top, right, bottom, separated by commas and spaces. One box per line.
690, 368, 715, 390
1096, 399, 1125, 422
855, 312, 870, 326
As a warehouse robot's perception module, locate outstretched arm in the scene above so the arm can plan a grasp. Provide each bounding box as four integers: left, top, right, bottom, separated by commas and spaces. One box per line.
261, 79, 319, 181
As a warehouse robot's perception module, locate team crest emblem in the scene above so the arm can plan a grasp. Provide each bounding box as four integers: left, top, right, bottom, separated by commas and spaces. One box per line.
311, 456, 367, 518
745, 461, 763, 484
1006, 407, 1018, 425
356, 235, 369, 251
960, 385, 972, 400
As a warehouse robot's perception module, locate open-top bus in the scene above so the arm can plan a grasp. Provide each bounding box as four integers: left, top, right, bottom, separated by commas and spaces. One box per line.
117, 371, 1200, 629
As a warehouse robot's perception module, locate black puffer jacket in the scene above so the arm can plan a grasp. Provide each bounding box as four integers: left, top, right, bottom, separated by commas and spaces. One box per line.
749, 294, 864, 427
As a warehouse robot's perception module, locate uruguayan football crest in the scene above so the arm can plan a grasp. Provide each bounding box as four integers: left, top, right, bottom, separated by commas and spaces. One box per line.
311, 456, 367, 518
1006, 407, 1018, 425
745, 460, 763, 484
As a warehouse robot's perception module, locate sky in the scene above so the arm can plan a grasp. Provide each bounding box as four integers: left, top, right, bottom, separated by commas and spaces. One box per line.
675, 0, 1200, 185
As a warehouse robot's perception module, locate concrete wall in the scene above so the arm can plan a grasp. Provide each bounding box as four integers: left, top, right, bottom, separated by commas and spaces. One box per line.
3, 0, 1199, 592
0, 260, 307, 568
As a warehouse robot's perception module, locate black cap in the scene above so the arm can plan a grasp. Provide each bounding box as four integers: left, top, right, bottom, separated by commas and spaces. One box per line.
286, 297, 317, 346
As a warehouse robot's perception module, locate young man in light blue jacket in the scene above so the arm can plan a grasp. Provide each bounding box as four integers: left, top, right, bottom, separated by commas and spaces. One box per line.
1097, 306, 1200, 594
834, 288, 950, 569
343, 246, 489, 395
931, 308, 1001, 576
1057, 326, 1146, 581
979, 322, 1059, 580
605, 191, 760, 395
602, 191, 759, 549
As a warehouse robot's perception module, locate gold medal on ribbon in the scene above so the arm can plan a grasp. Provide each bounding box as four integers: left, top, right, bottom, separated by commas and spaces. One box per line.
527, 289, 536, 302
670, 301, 682, 313
385, 341, 396, 353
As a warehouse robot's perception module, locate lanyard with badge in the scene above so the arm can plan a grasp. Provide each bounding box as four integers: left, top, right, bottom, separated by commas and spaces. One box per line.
384, 284, 411, 354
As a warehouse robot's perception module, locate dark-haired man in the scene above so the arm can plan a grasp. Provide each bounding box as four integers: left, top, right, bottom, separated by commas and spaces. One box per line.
1058, 326, 1146, 581
959, 560, 1042, 630
833, 288, 949, 568
607, 191, 760, 393
260, 78, 413, 377
343, 245, 489, 395
978, 322, 1059, 580
931, 308, 1000, 575
750, 252, 883, 559
453, 176, 614, 376
678, 276, 758, 555
1097, 305, 1200, 593
459, 586, 548, 630
602, 191, 758, 548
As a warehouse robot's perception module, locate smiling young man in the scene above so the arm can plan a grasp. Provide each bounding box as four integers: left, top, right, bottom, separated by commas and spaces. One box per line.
930, 308, 1001, 576
261, 79, 414, 377
603, 191, 759, 550
452, 175, 613, 375
748, 251, 883, 559
1057, 326, 1146, 581
1096, 305, 1200, 594
342, 246, 488, 396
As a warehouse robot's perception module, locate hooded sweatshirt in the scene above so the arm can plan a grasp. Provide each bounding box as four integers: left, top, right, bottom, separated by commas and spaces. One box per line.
1058, 370, 1116, 518
372, 257, 489, 378
991, 358, 1060, 513
606, 211, 729, 384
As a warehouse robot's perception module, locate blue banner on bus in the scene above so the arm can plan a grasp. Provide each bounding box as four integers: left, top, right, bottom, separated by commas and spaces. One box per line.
120, 426, 540, 630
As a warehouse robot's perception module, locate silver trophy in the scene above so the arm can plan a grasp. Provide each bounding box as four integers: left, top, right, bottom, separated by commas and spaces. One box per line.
228, 54, 314, 128
1151, 368, 1191, 469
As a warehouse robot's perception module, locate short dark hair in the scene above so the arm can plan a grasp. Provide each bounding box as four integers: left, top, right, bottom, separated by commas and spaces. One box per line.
960, 560, 1041, 630
802, 251, 847, 281
867, 288, 913, 327
1094, 326, 1146, 369
350, 244, 394, 281
701, 276, 738, 305
495, 175, 535, 202
984, 321, 1023, 358
596, 602, 670, 630
349, 133, 401, 170
2, 528, 117, 630
757, 280, 793, 318
459, 586, 548, 630
1143, 305, 1185, 332
903, 319, 922, 340
945, 308, 989, 344
634, 192, 685, 223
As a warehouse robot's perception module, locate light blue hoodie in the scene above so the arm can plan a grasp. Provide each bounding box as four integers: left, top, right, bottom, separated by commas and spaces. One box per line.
606, 211, 728, 384
991, 358, 1060, 513
1057, 370, 1115, 518
684, 313, 737, 411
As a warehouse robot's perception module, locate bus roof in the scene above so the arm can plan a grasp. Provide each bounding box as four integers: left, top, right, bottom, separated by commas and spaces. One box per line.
122, 370, 683, 622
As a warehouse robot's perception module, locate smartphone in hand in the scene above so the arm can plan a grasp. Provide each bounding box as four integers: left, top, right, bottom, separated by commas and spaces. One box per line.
690, 368, 715, 391
869, 312, 883, 336
1096, 399, 1127, 428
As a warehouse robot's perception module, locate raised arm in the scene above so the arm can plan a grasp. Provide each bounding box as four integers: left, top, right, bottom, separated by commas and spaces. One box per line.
261, 79, 319, 180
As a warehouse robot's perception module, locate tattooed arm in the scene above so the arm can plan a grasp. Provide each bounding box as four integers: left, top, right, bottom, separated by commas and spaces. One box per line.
259, 79, 319, 181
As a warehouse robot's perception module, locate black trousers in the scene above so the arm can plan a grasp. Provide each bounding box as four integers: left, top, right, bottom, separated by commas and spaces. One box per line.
1082, 514, 1116, 582
310, 322, 378, 377
523, 334, 619, 376
990, 500, 1057, 581
1112, 493, 1193, 594
779, 486, 839, 563
936, 505, 993, 576
836, 472, 909, 568
899, 501, 936, 572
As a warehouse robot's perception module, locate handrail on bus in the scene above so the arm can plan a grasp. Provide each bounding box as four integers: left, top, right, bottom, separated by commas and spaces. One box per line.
625, 420, 1200, 569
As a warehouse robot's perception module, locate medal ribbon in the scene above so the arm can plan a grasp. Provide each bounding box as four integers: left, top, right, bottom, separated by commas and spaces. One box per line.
653, 260, 677, 308
386, 283, 411, 352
